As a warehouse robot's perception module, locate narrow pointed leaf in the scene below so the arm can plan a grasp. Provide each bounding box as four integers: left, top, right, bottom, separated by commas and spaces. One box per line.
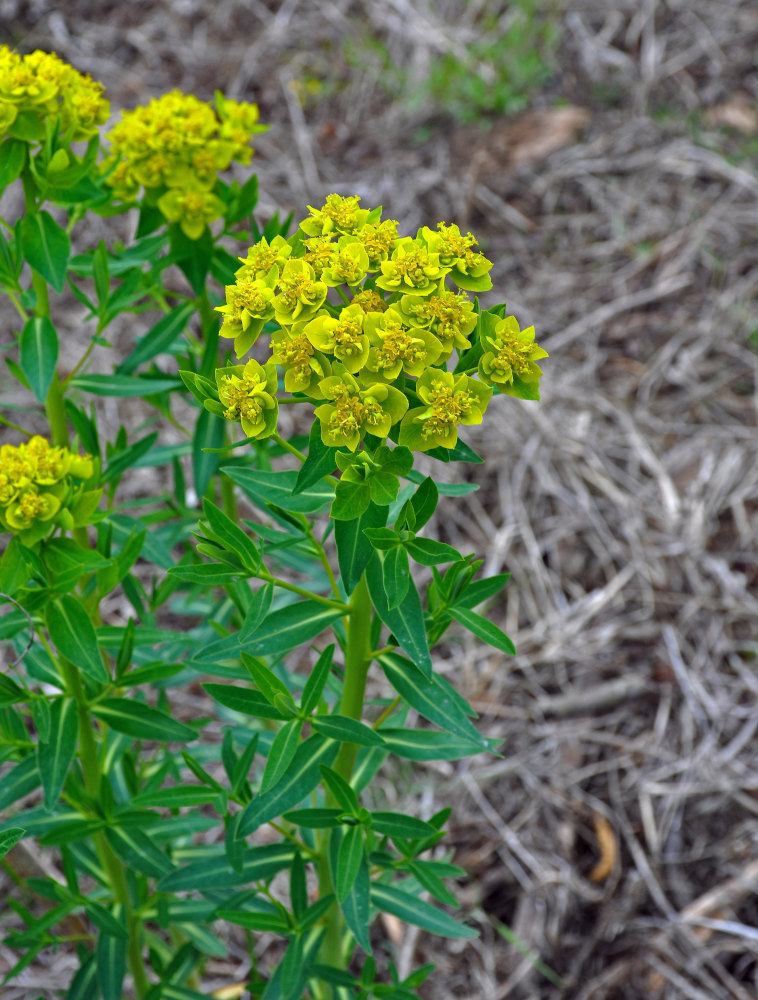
300, 644, 334, 716
37, 697, 78, 810
450, 606, 516, 655
158, 843, 295, 891
371, 882, 477, 939
239, 584, 273, 641
0, 827, 25, 858
335, 501, 387, 595
45, 595, 109, 683
294, 421, 338, 493
382, 545, 410, 609
20, 210, 70, 292
90, 698, 196, 742
366, 554, 431, 675
193, 409, 226, 498
117, 302, 194, 374
336, 824, 364, 903
341, 854, 372, 953
311, 715, 385, 747
260, 719, 303, 793
378, 652, 486, 748
203, 498, 261, 573
96, 919, 127, 1000
104, 824, 172, 877
240, 735, 339, 835
19, 317, 58, 402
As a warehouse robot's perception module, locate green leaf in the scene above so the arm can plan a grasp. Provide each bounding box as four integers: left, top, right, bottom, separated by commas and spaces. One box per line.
193, 409, 226, 498
410, 477, 438, 529
169, 222, 213, 295
102, 431, 158, 484
240, 735, 339, 835
382, 546, 410, 609
168, 563, 244, 585
450, 606, 516, 654
0, 827, 25, 859
294, 421, 338, 493
341, 854, 372, 953
37, 697, 77, 811
335, 501, 388, 595
215, 906, 289, 934
378, 652, 486, 748
406, 860, 459, 907
203, 498, 261, 574
290, 850, 307, 920
239, 583, 274, 642
380, 727, 489, 760
203, 683, 288, 721
45, 595, 109, 684
281, 808, 343, 829
208, 600, 343, 660
405, 537, 462, 567
311, 714, 385, 747
331, 478, 370, 520
223, 466, 333, 514
20, 210, 70, 292
454, 572, 511, 609
319, 765, 359, 815
116, 302, 194, 374
96, 916, 127, 1000
90, 698, 197, 742
70, 373, 180, 396
0, 756, 40, 813
336, 824, 364, 902
366, 553, 431, 675
300, 644, 334, 716
19, 317, 58, 402
370, 812, 436, 839
240, 652, 296, 711
92, 239, 109, 307
371, 882, 477, 939
158, 843, 295, 891
226, 171, 259, 225
426, 438, 483, 464
104, 824, 172, 877
132, 786, 221, 808
0, 138, 26, 191
260, 719, 303, 793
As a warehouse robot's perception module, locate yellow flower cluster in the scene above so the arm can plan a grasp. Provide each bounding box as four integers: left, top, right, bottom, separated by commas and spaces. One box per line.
101, 90, 267, 237
0, 437, 93, 539
215, 195, 547, 452
0, 46, 109, 141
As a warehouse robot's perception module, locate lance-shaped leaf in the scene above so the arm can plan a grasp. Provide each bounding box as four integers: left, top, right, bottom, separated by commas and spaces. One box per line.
366, 553, 431, 675
379, 727, 494, 760
117, 302, 194, 374
369, 812, 436, 839
20, 209, 70, 292
300, 644, 334, 716
336, 824, 364, 903
294, 421, 338, 494
19, 317, 58, 402
450, 606, 516, 655
0, 756, 40, 813
69, 374, 180, 396
193, 409, 226, 498
158, 843, 295, 892
335, 501, 387, 595
239, 584, 274, 642
202, 498, 261, 573
96, 915, 127, 1000
260, 719, 303, 793
240, 735, 339, 835
371, 882, 477, 939
203, 683, 289, 721
378, 652, 487, 748
45, 595, 109, 684
341, 852, 372, 953
0, 828, 25, 859
90, 698, 196, 742
311, 714, 385, 748
104, 824, 173, 877
223, 466, 333, 514
37, 697, 78, 811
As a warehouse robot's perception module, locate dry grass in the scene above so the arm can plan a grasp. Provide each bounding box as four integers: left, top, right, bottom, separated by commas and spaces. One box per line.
2, 1, 758, 997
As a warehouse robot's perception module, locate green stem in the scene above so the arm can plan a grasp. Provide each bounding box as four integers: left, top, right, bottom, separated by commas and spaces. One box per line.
272, 431, 306, 463
317, 573, 373, 987
258, 568, 349, 612
56, 655, 150, 998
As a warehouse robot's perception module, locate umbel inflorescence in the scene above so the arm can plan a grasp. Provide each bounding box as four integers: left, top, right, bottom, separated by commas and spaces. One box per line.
101, 90, 267, 237
208, 194, 548, 453
0, 45, 109, 140
0, 437, 96, 545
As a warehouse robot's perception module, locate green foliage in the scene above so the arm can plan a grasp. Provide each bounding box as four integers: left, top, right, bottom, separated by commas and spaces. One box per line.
0, 41, 537, 1000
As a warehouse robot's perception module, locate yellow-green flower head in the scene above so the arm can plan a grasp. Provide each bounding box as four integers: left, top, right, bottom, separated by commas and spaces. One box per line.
355, 218, 400, 269
376, 237, 449, 297
420, 222, 493, 292
351, 288, 388, 314
303, 304, 369, 374
320, 240, 370, 288
271, 323, 331, 395
399, 370, 492, 452
364, 308, 442, 380
314, 367, 409, 451
5, 490, 61, 531
0, 436, 93, 537
273, 259, 328, 325
235, 235, 292, 282
478, 315, 548, 400
0, 46, 108, 141
216, 359, 279, 439
397, 287, 477, 359
303, 235, 337, 277
102, 88, 264, 222
216, 271, 276, 357
157, 186, 225, 240
300, 194, 369, 238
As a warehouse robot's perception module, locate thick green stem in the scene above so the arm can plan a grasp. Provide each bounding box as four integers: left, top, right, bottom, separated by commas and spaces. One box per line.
44, 373, 70, 448
57, 656, 150, 998
317, 573, 373, 988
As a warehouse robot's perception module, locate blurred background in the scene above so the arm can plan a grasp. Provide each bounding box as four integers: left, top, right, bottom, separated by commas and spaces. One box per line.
3, 1, 758, 997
